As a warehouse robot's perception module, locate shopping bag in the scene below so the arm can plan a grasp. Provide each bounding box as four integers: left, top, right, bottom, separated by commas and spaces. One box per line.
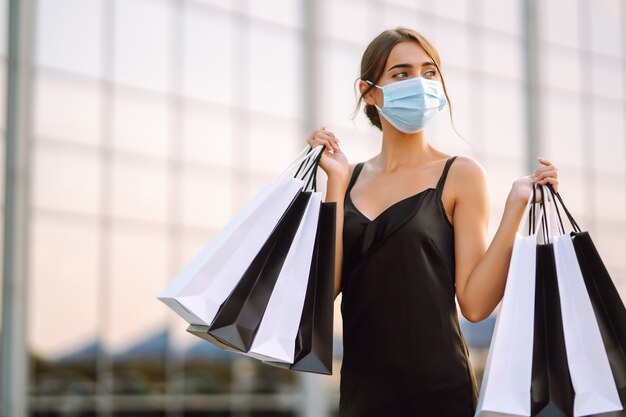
548, 184, 626, 417
243, 190, 322, 362
262, 198, 337, 374
475, 184, 542, 417
547, 185, 622, 416
204, 147, 323, 351
186, 145, 331, 356
157, 144, 324, 326
530, 184, 575, 416
206, 146, 325, 353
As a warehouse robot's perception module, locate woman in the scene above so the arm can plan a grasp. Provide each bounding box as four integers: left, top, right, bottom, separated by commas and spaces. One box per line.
306, 27, 559, 417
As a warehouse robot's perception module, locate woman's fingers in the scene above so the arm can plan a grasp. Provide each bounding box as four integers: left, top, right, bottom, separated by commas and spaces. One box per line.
311, 128, 340, 151
321, 127, 339, 143
537, 156, 557, 169
532, 168, 558, 181
536, 176, 559, 193
533, 163, 558, 176
318, 132, 339, 150
532, 156, 559, 188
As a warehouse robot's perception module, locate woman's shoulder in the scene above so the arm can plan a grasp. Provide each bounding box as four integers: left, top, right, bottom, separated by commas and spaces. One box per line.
449, 155, 485, 175
447, 155, 488, 195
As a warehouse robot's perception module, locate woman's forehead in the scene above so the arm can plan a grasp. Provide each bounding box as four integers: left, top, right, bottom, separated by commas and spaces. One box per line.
386, 42, 429, 68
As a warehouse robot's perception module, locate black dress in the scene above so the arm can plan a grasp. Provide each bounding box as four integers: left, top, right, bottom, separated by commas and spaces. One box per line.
339, 156, 479, 417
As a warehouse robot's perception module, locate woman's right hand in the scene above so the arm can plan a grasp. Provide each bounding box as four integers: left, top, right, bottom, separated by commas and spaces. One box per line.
307, 127, 350, 182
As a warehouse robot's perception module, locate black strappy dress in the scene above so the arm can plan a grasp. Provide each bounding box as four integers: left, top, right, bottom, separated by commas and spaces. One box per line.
339, 156, 479, 417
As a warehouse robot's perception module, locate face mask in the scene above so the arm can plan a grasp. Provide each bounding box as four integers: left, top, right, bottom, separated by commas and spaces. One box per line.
365, 76, 448, 133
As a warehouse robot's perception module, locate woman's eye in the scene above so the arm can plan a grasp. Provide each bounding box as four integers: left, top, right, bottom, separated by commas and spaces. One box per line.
393, 72, 409, 78
425, 70, 436, 77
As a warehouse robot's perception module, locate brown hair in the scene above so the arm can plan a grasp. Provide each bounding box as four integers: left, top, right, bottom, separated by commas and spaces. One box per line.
351, 27, 471, 146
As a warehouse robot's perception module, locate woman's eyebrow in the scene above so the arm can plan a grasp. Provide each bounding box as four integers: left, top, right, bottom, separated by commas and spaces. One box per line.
387, 61, 436, 71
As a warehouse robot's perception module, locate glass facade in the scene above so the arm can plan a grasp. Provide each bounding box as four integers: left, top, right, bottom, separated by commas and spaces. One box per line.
0, 0, 624, 415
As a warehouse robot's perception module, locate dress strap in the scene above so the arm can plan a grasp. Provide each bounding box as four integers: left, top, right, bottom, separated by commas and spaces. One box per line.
435, 156, 458, 196
346, 162, 365, 194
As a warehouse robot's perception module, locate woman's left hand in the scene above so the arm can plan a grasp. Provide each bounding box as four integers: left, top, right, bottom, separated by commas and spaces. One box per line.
509, 156, 559, 206
531, 156, 559, 192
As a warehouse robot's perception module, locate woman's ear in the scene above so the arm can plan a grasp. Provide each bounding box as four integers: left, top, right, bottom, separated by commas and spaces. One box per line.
359, 80, 376, 106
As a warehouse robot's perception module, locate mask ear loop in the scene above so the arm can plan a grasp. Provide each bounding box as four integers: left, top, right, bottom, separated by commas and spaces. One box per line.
363, 80, 383, 111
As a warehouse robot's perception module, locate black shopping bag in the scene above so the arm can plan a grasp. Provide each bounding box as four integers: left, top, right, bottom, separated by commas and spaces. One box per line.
186, 193, 313, 354
548, 184, 626, 416
264, 199, 337, 374
531, 184, 575, 417
204, 190, 312, 351
197, 145, 325, 353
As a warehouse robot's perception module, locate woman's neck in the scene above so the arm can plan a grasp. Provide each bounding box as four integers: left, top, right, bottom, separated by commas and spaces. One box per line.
375, 129, 433, 172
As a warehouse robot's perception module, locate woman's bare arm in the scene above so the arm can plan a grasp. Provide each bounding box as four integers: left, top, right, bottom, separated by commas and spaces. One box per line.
454, 163, 526, 323
451, 156, 558, 322
324, 166, 353, 300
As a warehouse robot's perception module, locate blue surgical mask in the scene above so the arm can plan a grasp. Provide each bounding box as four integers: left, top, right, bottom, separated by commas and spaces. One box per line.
365, 76, 448, 133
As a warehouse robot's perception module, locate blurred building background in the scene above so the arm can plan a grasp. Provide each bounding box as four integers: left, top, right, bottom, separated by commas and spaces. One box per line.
0, 0, 624, 415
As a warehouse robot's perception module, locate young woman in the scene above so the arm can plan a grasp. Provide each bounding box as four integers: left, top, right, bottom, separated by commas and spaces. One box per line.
306, 27, 559, 417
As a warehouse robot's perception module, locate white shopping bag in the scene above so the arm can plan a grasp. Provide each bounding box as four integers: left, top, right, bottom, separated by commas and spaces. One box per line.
475, 185, 543, 417
247, 190, 322, 363
157, 144, 325, 325
545, 185, 622, 416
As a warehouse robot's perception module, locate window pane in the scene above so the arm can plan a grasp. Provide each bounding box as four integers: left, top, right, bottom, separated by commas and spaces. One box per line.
114, 0, 171, 93
594, 220, 626, 287
483, 81, 524, 159
433, 21, 471, 70
378, 5, 424, 31
247, 113, 303, 176
591, 100, 625, 176
321, 0, 371, 45
483, 34, 523, 81
594, 177, 626, 222
386, 0, 419, 8
540, 0, 579, 48
190, 0, 238, 12
588, 0, 622, 58
247, 25, 303, 119
0, 62, 5, 130
180, 165, 234, 230
182, 102, 234, 167
34, 73, 103, 144
107, 225, 168, 352
479, 0, 522, 36
542, 89, 585, 168
431, 67, 473, 153
541, 44, 581, 93
592, 59, 624, 101
113, 89, 170, 157
35, 0, 103, 77
318, 43, 361, 130
111, 156, 169, 223
29, 215, 99, 357
182, 6, 233, 105
32, 143, 101, 215
249, 0, 303, 29
433, 0, 469, 22
0, 0, 7, 57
